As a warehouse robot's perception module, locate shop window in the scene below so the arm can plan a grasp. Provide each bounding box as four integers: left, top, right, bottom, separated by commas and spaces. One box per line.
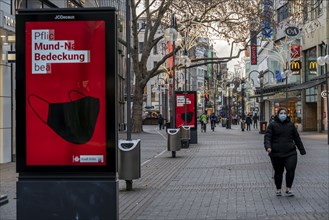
305, 87, 317, 103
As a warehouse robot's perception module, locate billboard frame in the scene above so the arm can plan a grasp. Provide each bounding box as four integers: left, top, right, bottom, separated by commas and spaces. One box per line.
16, 8, 117, 176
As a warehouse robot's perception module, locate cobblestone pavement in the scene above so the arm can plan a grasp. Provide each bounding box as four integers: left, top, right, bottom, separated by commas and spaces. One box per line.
1, 124, 328, 220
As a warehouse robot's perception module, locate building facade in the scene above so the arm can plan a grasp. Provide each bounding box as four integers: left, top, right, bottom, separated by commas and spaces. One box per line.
247, 0, 328, 132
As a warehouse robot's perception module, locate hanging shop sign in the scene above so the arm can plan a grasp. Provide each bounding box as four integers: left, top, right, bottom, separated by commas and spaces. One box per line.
290, 60, 302, 72
250, 31, 258, 65
285, 26, 299, 37
16, 9, 117, 174
290, 44, 301, 58
175, 91, 197, 128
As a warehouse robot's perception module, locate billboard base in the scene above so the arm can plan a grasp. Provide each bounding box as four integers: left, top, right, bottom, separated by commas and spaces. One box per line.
17, 178, 118, 220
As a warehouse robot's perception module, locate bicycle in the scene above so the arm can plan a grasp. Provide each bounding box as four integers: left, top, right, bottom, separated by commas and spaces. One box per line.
211, 120, 216, 131
201, 121, 207, 132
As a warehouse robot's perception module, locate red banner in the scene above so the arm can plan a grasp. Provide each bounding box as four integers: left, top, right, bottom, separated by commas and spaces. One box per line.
290, 44, 301, 58
167, 42, 173, 77
25, 21, 106, 166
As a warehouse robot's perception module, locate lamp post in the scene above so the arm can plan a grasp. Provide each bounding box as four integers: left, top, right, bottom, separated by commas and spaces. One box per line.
181, 47, 191, 125
164, 14, 179, 128
230, 77, 248, 131
281, 69, 291, 108
226, 83, 234, 129
157, 76, 168, 126
248, 70, 275, 133
317, 43, 329, 144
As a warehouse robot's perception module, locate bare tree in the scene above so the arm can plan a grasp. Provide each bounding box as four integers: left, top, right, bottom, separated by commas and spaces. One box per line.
126, 0, 306, 133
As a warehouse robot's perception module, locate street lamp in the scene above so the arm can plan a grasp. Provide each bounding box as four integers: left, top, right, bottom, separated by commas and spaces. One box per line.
232, 77, 248, 131
226, 82, 234, 129
281, 69, 292, 108
157, 76, 169, 126
248, 70, 275, 134
317, 43, 329, 144
181, 47, 191, 125
164, 14, 181, 128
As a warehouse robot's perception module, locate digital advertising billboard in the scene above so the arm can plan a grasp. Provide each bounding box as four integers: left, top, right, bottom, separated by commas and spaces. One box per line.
16, 9, 117, 174
175, 91, 197, 128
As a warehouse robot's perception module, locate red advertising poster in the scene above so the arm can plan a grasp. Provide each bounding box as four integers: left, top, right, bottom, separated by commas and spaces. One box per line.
175, 92, 196, 128
25, 21, 106, 166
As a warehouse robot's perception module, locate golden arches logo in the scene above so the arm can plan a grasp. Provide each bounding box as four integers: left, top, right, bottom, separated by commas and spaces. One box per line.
290, 61, 301, 70
309, 61, 317, 70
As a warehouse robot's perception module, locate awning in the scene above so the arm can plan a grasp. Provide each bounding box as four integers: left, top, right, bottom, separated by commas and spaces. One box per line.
254, 83, 298, 95
287, 78, 326, 91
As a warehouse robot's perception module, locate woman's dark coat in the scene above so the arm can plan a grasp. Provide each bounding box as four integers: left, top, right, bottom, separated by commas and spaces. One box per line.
264, 116, 306, 158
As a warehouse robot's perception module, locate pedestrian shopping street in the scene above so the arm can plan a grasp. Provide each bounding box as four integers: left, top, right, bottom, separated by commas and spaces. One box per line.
1, 124, 328, 220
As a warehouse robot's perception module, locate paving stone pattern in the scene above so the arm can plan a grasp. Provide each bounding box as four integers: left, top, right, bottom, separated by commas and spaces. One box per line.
119, 124, 329, 220
0, 124, 328, 220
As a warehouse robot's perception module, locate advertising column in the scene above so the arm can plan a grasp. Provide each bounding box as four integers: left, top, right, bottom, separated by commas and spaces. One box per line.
16, 9, 118, 220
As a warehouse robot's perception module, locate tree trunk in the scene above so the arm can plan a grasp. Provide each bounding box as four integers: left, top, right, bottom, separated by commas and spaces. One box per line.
132, 80, 144, 133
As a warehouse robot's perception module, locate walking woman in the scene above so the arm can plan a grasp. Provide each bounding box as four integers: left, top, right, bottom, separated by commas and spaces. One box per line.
264, 107, 306, 196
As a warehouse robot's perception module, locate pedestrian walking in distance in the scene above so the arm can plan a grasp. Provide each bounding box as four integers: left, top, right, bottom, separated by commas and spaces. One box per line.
264, 107, 306, 197
158, 114, 164, 130
245, 114, 252, 131
253, 113, 259, 129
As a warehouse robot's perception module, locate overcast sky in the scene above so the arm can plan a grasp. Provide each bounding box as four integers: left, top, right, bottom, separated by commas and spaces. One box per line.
213, 40, 244, 72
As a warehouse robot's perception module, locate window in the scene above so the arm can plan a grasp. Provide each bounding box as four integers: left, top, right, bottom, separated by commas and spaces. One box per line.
303, 0, 323, 23
305, 87, 317, 103
138, 42, 144, 54
151, 85, 156, 102
153, 44, 158, 54
277, 4, 289, 23
304, 47, 318, 103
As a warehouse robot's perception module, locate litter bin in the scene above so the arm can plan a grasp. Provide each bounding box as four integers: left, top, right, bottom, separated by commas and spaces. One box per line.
259, 121, 267, 134
118, 139, 141, 190
180, 126, 191, 148
167, 128, 181, 157
221, 118, 227, 127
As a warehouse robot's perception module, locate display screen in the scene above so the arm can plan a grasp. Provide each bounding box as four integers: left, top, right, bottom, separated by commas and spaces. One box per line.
175, 92, 197, 128
16, 9, 116, 174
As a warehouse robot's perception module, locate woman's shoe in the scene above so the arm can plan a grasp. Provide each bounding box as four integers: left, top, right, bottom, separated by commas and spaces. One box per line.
276, 190, 282, 196
285, 190, 294, 197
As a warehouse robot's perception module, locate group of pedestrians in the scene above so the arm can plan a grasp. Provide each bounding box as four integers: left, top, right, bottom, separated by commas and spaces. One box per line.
241, 112, 259, 131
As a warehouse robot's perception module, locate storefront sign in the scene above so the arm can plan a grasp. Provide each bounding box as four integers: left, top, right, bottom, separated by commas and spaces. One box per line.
250, 31, 258, 65
285, 26, 299, 37
175, 91, 197, 128
16, 9, 117, 174
309, 61, 317, 70
290, 60, 301, 73
0, 11, 15, 32
290, 44, 301, 58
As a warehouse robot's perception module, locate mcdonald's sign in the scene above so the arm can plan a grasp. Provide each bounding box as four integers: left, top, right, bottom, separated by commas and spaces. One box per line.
290, 61, 301, 71
309, 61, 317, 71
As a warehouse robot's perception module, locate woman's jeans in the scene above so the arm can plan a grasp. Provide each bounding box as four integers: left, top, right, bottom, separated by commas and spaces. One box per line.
270, 154, 297, 189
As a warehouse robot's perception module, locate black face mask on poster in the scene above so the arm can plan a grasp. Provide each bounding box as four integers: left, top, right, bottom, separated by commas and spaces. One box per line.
28, 90, 100, 144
